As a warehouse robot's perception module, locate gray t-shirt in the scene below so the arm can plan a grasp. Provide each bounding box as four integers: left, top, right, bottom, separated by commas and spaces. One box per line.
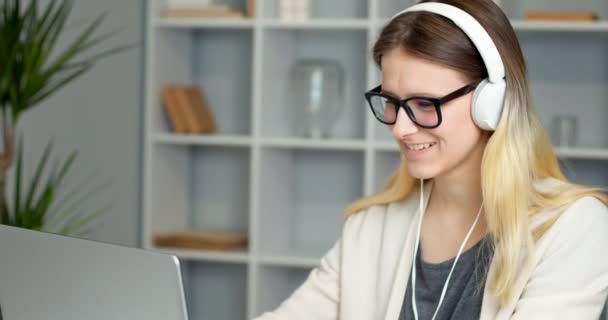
399, 237, 493, 320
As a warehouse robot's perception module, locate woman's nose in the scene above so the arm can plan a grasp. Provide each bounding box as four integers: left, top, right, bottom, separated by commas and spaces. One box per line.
390, 107, 418, 139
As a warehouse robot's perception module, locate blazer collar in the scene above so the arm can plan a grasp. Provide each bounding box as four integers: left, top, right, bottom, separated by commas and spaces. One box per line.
383, 180, 433, 319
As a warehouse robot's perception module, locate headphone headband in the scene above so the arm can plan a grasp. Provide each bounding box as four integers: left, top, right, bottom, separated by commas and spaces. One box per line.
391, 2, 505, 84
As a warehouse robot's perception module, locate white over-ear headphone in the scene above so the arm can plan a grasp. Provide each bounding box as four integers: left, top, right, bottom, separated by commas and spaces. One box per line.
391, 2, 506, 131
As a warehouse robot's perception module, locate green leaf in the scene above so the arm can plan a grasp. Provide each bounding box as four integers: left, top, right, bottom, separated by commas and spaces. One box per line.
36, 0, 59, 35
23, 0, 38, 53
1, 0, 130, 123
29, 155, 74, 225
24, 139, 54, 212
44, 170, 95, 219
1, 201, 11, 226
0, 6, 26, 105
42, 0, 72, 66
54, 150, 77, 186
31, 181, 55, 223
26, 63, 90, 109
59, 204, 109, 236
4, 136, 108, 235
41, 10, 105, 81
44, 179, 111, 231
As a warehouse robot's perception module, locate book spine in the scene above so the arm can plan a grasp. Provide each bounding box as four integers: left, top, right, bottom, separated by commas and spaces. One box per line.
160, 86, 188, 133
247, 0, 256, 17
175, 87, 202, 133
186, 86, 217, 133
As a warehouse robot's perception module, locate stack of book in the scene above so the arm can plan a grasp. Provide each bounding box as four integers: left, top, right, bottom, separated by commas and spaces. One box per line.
526, 10, 598, 22
153, 229, 248, 251
162, 0, 253, 18
160, 85, 217, 134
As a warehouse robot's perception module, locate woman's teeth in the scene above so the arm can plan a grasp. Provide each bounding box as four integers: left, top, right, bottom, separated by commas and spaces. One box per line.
407, 143, 435, 151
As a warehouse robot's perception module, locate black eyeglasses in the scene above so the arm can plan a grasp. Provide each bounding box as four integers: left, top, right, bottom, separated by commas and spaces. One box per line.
364, 82, 478, 128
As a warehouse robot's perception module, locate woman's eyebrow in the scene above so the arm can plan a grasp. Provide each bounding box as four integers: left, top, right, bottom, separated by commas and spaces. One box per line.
381, 88, 441, 98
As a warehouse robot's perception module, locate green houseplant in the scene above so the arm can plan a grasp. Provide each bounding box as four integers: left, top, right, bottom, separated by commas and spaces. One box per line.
0, 0, 128, 235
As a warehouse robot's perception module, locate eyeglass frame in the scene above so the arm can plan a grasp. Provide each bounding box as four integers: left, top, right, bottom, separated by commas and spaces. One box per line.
364, 82, 479, 129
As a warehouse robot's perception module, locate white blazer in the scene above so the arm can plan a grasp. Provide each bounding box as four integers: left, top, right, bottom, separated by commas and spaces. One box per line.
255, 179, 608, 320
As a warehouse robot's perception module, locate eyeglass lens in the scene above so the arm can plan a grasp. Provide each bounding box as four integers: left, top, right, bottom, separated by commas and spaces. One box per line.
368, 95, 439, 126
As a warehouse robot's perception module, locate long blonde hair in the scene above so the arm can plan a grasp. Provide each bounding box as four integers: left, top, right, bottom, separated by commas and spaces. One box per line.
346, 0, 608, 305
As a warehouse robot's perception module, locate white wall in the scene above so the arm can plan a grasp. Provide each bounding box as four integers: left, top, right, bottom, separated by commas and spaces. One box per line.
18, 0, 145, 246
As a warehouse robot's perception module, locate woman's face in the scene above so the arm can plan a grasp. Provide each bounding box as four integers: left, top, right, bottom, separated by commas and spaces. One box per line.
381, 47, 488, 180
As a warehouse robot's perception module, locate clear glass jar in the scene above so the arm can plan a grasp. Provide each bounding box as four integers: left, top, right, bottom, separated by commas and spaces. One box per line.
289, 59, 344, 139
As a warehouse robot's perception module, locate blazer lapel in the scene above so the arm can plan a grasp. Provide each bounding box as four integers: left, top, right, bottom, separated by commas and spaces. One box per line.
383, 181, 433, 320
480, 257, 500, 320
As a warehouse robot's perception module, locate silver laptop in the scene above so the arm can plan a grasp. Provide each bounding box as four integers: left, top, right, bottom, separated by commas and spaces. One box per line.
0, 224, 189, 320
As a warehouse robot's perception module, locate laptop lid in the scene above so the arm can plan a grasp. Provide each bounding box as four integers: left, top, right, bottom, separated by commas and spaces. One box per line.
0, 224, 189, 320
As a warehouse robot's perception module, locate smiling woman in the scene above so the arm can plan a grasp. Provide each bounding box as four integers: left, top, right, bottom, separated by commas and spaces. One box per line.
377, 48, 489, 181
254, 0, 608, 319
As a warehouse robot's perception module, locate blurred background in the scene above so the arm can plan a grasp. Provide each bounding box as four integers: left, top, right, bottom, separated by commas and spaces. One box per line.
3, 0, 608, 319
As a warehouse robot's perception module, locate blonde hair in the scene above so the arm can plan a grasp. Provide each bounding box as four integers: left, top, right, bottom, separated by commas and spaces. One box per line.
346, 0, 608, 305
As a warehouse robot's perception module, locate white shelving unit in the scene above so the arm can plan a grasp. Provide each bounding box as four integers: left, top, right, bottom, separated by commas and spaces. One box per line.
143, 0, 608, 319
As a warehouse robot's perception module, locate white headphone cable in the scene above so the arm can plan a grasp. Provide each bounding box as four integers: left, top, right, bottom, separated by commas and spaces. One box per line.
412, 179, 483, 320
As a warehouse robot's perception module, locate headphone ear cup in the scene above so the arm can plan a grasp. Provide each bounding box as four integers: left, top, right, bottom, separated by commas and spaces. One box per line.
471, 78, 506, 131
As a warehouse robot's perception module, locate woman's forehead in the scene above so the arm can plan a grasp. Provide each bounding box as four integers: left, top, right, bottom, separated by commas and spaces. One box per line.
380, 48, 469, 98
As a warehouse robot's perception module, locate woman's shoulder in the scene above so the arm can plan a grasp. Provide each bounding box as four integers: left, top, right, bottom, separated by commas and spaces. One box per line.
552, 196, 608, 236
533, 177, 608, 224
553, 195, 608, 230
514, 187, 608, 316
533, 181, 608, 257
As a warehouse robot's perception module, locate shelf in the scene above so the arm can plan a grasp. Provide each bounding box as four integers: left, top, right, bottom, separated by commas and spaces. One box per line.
263, 0, 368, 19
261, 29, 368, 139
152, 133, 252, 147
151, 28, 254, 136
260, 137, 366, 150
182, 262, 247, 320
502, 0, 608, 33
559, 158, 608, 187
190, 147, 250, 232
258, 254, 320, 268
152, 247, 250, 263
521, 35, 608, 149
375, 19, 608, 34
191, 29, 254, 136
155, 17, 256, 29
146, 144, 250, 244
512, 20, 608, 33
555, 147, 608, 160
258, 148, 363, 258
263, 19, 369, 30
152, 134, 372, 150
373, 141, 608, 160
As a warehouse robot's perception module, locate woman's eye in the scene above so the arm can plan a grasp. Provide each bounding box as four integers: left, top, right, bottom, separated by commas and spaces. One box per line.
410, 99, 434, 109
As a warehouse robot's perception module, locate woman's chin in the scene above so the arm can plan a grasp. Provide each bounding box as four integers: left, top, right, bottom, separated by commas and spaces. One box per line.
407, 164, 439, 180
